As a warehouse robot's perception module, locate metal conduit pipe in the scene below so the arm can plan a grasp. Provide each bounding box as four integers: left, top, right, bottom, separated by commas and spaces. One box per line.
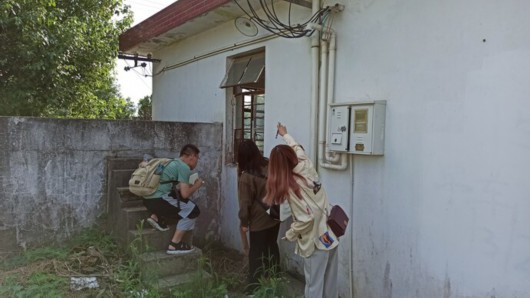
153, 33, 278, 75
309, 0, 321, 163
307, 23, 348, 170
317, 38, 328, 170
324, 33, 347, 167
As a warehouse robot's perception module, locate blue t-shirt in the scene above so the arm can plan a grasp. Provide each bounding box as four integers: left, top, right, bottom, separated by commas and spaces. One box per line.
144, 159, 191, 199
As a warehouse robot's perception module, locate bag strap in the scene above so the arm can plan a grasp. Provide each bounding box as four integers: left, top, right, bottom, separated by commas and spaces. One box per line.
159, 160, 179, 185
160, 180, 178, 184
299, 182, 329, 216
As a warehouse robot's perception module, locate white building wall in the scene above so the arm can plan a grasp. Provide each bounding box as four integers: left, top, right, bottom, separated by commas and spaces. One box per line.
334, 1, 530, 297
150, 0, 530, 297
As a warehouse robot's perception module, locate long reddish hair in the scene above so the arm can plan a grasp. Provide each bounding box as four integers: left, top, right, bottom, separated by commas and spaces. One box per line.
263, 145, 303, 205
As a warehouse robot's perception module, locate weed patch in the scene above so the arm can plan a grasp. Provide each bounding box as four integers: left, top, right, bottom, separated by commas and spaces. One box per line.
0, 227, 298, 297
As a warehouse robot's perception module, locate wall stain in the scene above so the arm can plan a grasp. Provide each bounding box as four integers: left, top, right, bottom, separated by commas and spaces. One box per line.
443, 275, 451, 298
383, 261, 392, 298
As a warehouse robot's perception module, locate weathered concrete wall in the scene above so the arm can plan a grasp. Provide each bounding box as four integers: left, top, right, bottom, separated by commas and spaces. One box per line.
0, 116, 222, 254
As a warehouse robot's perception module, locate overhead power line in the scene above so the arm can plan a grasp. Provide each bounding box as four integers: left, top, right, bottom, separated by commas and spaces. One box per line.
234, 0, 332, 38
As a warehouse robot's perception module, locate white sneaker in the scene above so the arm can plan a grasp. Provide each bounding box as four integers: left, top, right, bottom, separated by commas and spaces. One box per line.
146, 218, 169, 231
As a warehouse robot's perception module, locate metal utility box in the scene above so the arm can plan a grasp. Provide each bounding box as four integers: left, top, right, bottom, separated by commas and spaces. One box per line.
328, 100, 386, 155
328, 105, 350, 152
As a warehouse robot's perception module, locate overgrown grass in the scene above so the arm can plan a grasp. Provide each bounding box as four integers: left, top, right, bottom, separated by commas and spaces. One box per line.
174, 243, 296, 298
0, 226, 137, 297
243, 255, 291, 298
0, 226, 295, 297
252, 274, 289, 298
170, 257, 227, 298
0, 246, 70, 271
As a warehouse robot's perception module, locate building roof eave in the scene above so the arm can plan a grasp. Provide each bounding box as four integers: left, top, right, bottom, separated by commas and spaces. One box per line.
119, 0, 247, 55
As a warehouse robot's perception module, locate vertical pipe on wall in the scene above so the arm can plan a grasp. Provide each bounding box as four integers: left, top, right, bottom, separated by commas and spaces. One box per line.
309, 0, 321, 163
349, 153, 355, 298
324, 33, 347, 166
308, 23, 348, 170
317, 39, 329, 171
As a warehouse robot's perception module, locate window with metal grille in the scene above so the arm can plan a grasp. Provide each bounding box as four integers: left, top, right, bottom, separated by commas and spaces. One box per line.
234, 88, 265, 158
220, 50, 265, 164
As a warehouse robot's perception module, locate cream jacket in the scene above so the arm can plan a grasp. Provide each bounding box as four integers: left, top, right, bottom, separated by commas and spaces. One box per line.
282, 134, 339, 257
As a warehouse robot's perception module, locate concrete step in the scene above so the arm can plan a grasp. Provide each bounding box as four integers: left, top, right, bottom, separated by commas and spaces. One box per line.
127, 228, 195, 254
158, 270, 212, 293
138, 248, 203, 278
124, 206, 150, 230
117, 186, 143, 208
112, 169, 135, 188
128, 228, 174, 252
107, 157, 142, 171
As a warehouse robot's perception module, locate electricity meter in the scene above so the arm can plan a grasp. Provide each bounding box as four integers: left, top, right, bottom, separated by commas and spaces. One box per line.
328, 100, 386, 155
328, 105, 351, 152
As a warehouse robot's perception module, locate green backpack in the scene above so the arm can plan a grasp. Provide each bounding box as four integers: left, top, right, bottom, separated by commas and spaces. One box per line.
129, 158, 176, 197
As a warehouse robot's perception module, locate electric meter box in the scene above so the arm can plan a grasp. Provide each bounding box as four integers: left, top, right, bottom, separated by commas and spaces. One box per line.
328, 105, 351, 152
328, 100, 386, 155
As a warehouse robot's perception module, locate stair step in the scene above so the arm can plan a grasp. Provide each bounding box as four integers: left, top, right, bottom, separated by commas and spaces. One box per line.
107, 157, 142, 171
139, 248, 203, 278
158, 270, 212, 291
124, 206, 150, 230
128, 228, 174, 252
126, 228, 194, 253
113, 169, 135, 188
117, 186, 143, 207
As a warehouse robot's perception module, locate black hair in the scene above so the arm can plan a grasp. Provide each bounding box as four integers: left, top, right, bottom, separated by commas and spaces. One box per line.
237, 140, 268, 176
180, 144, 200, 157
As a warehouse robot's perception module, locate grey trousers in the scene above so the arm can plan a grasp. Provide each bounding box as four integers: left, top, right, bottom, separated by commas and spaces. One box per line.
303, 247, 339, 298
162, 196, 197, 230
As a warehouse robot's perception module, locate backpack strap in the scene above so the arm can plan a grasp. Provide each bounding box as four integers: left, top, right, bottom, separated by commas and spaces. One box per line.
160, 180, 178, 184
159, 159, 179, 185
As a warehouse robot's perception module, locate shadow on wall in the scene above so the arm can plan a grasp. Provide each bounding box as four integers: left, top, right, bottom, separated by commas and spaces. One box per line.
0, 116, 222, 254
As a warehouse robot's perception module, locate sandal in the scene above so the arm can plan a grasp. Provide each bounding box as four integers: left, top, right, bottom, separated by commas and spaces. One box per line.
166, 241, 194, 255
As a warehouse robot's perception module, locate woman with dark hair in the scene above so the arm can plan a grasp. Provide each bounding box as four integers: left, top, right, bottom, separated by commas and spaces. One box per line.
237, 139, 280, 294
264, 123, 339, 298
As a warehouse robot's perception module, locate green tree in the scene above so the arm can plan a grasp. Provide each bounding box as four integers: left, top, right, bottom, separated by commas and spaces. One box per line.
136, 95, 152, 120
0, 0, 133, 119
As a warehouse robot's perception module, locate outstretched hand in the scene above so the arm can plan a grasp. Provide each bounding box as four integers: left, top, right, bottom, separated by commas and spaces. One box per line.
277, 122, 287, 137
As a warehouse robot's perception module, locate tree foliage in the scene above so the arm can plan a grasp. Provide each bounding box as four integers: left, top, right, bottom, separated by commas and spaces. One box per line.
136, 95, 151, 120
0, 0, 133, 119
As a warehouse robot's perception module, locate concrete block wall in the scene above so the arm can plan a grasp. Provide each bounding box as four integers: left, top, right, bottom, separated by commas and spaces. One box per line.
0, 116, 222, 254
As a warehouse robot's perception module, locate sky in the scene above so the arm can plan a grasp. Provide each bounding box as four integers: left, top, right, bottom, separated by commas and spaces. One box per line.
116, 0, 176, 105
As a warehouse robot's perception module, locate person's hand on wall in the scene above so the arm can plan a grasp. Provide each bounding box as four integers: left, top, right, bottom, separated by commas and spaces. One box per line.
277, 122, 287, 137
193, 178, 204, 187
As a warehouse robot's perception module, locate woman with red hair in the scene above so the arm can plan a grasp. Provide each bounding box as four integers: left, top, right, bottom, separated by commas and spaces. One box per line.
264, 123, 339, 298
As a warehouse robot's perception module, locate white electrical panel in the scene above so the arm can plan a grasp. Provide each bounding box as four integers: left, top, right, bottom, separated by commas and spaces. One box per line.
328, 100, 386, 155
328, 105, 350, 152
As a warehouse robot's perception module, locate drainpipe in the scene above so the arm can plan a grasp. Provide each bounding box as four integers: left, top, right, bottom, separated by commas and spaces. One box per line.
349, 154, 355, 298
324, 32, 348, 168
308, 23, 348, 170
317, 38, 328, 169
309, 0, 320, 163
